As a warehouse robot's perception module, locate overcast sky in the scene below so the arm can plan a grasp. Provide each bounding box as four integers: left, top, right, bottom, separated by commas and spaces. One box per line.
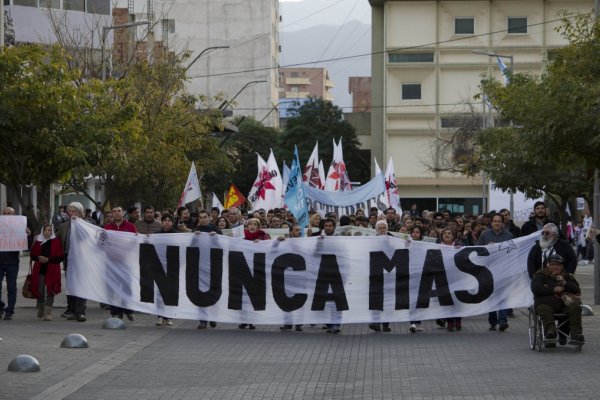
280, 0, 371, 32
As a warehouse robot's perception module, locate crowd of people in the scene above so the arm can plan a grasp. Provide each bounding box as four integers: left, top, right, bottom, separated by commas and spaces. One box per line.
0, 200, 588, 344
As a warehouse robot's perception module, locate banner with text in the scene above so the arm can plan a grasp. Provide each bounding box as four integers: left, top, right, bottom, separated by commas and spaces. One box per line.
68, 220, 537, 324
0, 216, 28, 251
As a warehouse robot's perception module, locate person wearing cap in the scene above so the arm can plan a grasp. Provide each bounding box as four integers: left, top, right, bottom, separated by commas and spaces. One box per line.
531, 254, 584, 345
527, 223, 577, 279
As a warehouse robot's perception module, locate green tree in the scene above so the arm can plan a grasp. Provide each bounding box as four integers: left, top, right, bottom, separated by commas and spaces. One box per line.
65, 52, 231, 210
280, 97, 370, 185
475, 12, 600, 229
0, 44, 126, 228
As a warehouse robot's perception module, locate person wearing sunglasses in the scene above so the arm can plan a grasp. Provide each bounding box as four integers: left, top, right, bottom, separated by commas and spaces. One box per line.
527, 223, 577, 279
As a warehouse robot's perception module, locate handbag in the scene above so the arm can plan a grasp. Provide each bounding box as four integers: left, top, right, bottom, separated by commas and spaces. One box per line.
22, 261, 35, 299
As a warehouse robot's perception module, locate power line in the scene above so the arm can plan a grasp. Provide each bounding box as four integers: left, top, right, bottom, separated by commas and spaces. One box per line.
189, 13, 588, 79
279, 0, 348, 30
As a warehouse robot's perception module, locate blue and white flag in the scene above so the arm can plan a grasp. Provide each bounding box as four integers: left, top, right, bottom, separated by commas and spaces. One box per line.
282, 162, 291, 192
496, 56, 509, 85
284, 146, 309, 234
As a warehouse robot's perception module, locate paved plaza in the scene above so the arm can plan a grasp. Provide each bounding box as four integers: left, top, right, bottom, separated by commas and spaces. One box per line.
1, 256, 599, 400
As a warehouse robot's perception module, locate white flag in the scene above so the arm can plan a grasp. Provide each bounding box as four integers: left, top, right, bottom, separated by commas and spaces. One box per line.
384, 156, 402, 214
303, 142, 322, 189
325, 138, 352, 192
211, 192, 224, 213
178, 161, 202, 207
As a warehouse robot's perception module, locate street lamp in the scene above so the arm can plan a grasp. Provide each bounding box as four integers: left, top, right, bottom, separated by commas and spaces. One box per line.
218, 80, 267, 110
185, 46, 230, 71
101, 21, 151, 81
473, 49, 515, 216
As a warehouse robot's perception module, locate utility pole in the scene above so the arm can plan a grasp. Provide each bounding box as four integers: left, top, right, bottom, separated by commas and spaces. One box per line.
594, 0, 600, 305
1, 1, 4, 48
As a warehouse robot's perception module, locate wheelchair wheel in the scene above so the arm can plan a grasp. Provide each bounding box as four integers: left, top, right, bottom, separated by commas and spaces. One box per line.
528, 307, 537, 350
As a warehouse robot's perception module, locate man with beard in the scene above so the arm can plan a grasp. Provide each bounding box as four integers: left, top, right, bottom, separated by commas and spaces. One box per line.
527, 223, 576, 279
195, 210, 222, 329
521, 201, 556, 237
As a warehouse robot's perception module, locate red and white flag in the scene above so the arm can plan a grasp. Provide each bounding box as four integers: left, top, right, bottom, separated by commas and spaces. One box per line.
303, 142, 322, 189
384, 156, 402, 214
177, 161, 202, 207
325, 138, 352, 192
318, 160, 326, 190
247, 150, 283, 211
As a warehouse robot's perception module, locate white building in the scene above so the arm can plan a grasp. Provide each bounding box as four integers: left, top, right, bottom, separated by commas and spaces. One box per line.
369, 0, 591, 215
119, 0, 281, 127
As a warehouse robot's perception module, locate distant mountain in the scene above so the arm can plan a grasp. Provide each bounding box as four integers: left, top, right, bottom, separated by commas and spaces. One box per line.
280, 20, 371, 110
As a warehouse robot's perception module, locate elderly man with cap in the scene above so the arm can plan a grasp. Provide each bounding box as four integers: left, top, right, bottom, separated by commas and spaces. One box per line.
531, 254, 584, 346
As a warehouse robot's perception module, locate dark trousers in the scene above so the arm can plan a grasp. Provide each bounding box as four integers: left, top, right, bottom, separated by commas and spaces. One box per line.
64, 256, 86, 315
0, 262, 19, 315
488, 309, 509, 326
110, 306, 132, 317
536, 302, 582, 336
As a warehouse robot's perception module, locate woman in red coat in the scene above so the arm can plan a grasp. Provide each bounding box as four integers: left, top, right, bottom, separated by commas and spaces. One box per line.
30, 224, 64, 321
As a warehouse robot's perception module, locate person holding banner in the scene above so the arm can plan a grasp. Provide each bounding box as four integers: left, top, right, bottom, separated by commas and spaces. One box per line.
195, 210, 222, 329
155, 213, 176, 326
104, 206, 138, 321
239, 218, 271, 330
56, 202, 94, 322
369, 221, 393, 333
439, 228, 463, 332
30, 224, 64, 321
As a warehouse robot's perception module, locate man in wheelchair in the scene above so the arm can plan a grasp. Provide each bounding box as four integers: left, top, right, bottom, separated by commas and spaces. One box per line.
531, 254, 584, 344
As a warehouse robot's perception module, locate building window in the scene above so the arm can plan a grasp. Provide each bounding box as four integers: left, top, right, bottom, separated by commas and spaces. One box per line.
389, 53, 434, 63
13, 0, 37, 6
64, 0, 85, 11
86, 0, 110, 15
291, 72, 299, 78
508, 17, 527, 34
39, 0, 60, 8
402, 84, 421, 100
162, 19, 175, 34
455, 17, 474, 34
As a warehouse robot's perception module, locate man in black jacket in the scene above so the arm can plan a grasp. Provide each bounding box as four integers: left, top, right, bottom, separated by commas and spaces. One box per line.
531, 254, 583, 344
520, 201, 562, 238
527, 223, 577, 279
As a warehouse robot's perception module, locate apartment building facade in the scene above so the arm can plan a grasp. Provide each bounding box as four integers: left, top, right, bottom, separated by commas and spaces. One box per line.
369, 0, 591, 215
120, 0, 281, 127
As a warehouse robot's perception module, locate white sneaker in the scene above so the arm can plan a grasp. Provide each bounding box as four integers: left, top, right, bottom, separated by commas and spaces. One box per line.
156, 317, 164, 326
165, 319, 173, 326
409, 324, 417, 333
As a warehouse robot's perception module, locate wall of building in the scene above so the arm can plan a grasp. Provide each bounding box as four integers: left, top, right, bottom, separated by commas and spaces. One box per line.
125, 0, 280, 127
372, 0, 592, 212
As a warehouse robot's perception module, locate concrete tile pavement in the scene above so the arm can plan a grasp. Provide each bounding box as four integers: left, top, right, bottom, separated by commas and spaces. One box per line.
0, 256, 599, 399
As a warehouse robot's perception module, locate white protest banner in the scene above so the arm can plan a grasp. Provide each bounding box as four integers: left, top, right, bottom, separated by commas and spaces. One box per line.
68, 220, 537, 324
0, 216, 28, 251
305, 173, 387, 216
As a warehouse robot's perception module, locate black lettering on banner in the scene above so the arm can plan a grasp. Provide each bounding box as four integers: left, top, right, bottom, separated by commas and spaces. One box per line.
228, 251, 266, 310
453, 247, 494, 303
416, 249, 454, 308
369, 250, 409, 310
311, 255, 349, 311
186, 247, 223, 307
272, 253, 308, 312
139, 243, 179, 306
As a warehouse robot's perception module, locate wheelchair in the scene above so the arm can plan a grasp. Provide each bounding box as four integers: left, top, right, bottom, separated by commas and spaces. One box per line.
528, 304, 594, 351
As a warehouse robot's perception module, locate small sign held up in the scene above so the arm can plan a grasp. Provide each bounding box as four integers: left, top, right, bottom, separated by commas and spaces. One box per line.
0, 216, 28, 251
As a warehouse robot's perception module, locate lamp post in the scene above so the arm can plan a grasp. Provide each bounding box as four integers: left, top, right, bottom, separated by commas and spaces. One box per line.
185, 46, 230, 72
218, 80, 267, 110
101, 21, 150, 81
473, 50, 515, 216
